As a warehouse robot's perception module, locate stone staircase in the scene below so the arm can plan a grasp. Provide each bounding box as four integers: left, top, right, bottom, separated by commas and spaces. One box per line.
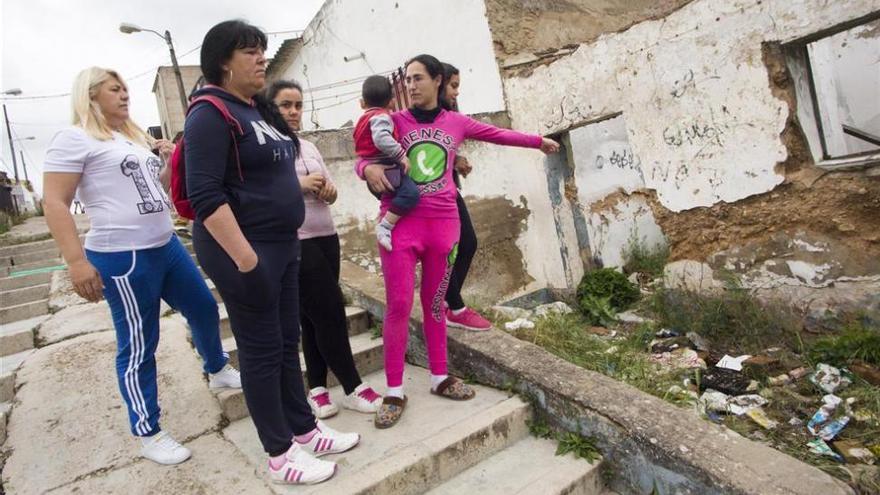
0, 231, 608, 494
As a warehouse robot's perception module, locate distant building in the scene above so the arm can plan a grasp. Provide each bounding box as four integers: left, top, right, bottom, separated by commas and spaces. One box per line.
152, 65, 203, 140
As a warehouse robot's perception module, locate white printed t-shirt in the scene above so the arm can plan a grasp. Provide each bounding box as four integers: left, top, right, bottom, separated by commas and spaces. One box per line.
44, 127, 173, 252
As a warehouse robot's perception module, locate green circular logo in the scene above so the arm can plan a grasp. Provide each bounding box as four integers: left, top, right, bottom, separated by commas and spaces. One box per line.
408, 142, 447, 184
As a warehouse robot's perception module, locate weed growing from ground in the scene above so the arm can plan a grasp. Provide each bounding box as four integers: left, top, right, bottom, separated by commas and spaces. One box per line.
622, 237, 669, 278
576, 268, 640, 324
527, 416, 601, 462
808, 322, 880, 367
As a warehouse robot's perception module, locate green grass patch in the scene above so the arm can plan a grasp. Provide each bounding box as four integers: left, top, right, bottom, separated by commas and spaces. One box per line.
527, 417, 601, 462
648, 287, 803, 355
576, 268, 640, 325
808, 322, 880, 367
622, 237, 669, 278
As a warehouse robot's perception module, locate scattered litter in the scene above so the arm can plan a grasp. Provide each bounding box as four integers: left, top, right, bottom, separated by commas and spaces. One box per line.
650, 336, 690, 353
616, 310, 652, 324
850, 361, 880, 386
504, 318, 535, 331
817, 417, 850, 441
701, 367, 752, 395
605, 346, 619, 354
743, 355, 779, 368
788, 367, 809, 380
717, 354, 752, 372
491, 305, 531, 320
699, 390, 730, 413
853, 409, 876, 423
768, 373, 791, 386
810, 363, 851, 394
534, 301, 573, 317
746, 380, 759, 392
586, 326, 611, 336
707, 411, 724, 423
746, 408, 778, 429
807, 394, 842, 435
789, 417, 804, 427
807, 439, 844, 462
833, 440, 876, 465
686, 331, 710, 352
728, 394, 768, 416
655, 328, 680, 338
652, 348, 706, 370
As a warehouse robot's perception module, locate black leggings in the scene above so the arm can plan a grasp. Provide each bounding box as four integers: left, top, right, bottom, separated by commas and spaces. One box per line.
445, 192, 477, 310
194, 233, 314, 457
299, 234, 362, 395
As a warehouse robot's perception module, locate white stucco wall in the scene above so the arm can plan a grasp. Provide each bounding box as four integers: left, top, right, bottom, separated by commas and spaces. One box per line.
503, 0, 880, 213
275, 0, 506, 131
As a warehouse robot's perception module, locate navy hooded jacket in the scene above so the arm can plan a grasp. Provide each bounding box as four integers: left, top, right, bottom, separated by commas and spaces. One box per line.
184, 86, 304, 242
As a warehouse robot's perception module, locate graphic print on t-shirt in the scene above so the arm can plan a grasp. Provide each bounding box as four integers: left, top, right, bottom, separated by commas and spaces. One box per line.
120, 154, 166, 215
407, 141, 447, 184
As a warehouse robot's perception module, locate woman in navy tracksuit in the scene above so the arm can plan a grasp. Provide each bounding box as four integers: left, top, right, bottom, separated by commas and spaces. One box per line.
184, 20, 358, 485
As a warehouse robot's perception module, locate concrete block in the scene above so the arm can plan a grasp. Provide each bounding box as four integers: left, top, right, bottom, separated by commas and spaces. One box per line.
345, 305, 370, 335
1, 320, 223, 495
223, 365, 526, 494
0, 349, 34, 402
5, 258, 64, 276
0, 271, 51, 291
0, 239, 58, 258
37, 302, 113, 346
1, 283, 49, 308
52, 434, 273, 495
426, 436, 603, 495
0, 318, 37, 356
48, 270, 87, 312
0, 300, 48, 326
217, 388, 250, 422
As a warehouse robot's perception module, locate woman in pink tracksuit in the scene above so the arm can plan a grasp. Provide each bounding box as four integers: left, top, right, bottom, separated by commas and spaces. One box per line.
358, 54, 559, 428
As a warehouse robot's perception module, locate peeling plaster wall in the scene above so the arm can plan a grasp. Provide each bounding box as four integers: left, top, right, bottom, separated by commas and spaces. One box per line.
503, 0, 880, 214
273, 0, 506, 131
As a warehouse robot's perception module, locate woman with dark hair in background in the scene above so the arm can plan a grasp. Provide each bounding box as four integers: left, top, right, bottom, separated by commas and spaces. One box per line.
358, 54, 559, 428
185, 20, 358, 485
439, 62, 490, 332
268, 79, 382, 419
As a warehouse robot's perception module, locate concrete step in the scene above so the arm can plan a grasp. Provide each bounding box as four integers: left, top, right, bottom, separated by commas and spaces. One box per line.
0, 349, 35, 403
216, 331, 384, 422
0, 246, 60, 268
5, 258, 65, 277
0, 238, 59, 258
1, 283, 50, 308
223, 365, 534, 494
426, 435, 603, 494
0, 271, 51, 291
0, 299, 49, 327
0, 314, 46, 357
214, 304, 369, 341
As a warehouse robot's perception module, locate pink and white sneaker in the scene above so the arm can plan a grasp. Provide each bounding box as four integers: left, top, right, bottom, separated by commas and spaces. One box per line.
269, 443, 336, 485
446, 307, 492, 331
307, 387, 338, 419
343, 383, 382, 413
296, 420, 360, 457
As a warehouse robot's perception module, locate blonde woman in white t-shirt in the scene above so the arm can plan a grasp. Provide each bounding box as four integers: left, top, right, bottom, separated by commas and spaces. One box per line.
42, 67, 241, 466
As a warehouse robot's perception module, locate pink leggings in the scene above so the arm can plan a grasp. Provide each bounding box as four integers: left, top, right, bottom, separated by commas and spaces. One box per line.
380, 215, 460, 387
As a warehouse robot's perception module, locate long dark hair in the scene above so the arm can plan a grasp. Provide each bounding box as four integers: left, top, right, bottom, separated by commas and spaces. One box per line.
405, 54, 446, 110
267, 80, 304, 102
200, 20, 297, 151
441, 62, 459, 111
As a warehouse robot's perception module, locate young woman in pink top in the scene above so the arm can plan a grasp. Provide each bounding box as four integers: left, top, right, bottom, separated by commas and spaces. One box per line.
359, 54, 559, 428
269, 80, 382, 419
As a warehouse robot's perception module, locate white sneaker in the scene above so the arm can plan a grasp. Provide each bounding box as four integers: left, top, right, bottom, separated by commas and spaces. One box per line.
307, 387, 339, 419
269, 443, 336, 484
343, 383, 382, 413
376, 221, 393, 251
208, 364, 242, 389
140, 431, 191, 465
296, 420, 360, 457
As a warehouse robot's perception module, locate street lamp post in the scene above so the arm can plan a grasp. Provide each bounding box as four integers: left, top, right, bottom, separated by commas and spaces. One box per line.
2, 88, 23, 183
119, 23, 188, 123
14, 136, 35, 183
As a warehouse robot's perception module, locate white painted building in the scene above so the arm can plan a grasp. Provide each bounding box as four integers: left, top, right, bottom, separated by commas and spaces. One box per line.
265, 0, 880, 305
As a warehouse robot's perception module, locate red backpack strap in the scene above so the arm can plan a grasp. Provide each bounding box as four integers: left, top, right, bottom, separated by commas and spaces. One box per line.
187, 95, 245, 181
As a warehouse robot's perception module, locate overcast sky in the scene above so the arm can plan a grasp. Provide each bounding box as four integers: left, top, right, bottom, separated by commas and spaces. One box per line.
1, 0, 324, 195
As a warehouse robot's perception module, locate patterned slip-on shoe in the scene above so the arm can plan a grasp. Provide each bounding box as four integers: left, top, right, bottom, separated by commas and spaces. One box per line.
430, 376, 476, 401
374, 395, 408, 429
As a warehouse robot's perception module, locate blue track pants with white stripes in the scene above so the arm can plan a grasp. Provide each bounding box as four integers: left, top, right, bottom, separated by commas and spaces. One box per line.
86, 235, 227, 437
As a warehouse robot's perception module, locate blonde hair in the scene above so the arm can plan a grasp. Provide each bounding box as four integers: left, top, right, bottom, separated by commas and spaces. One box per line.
71, 67, 154, 147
